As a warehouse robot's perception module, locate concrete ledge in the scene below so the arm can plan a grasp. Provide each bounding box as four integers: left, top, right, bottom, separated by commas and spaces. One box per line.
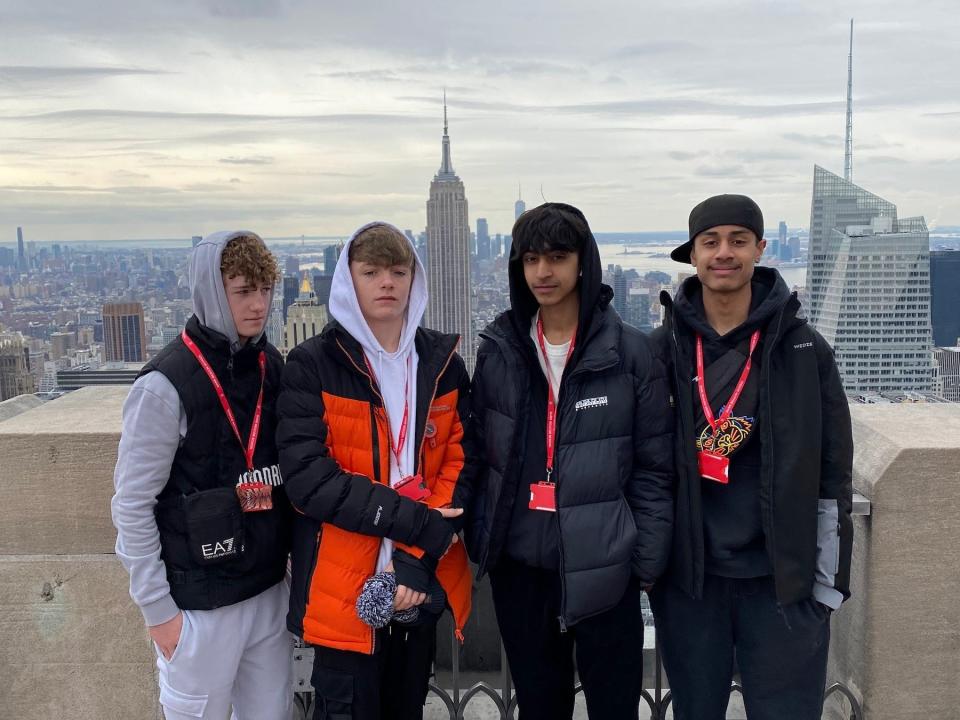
828, 404, 960, 720
0, 554, 158, 719
0, 394, 43, 423
0, 386, 128, 555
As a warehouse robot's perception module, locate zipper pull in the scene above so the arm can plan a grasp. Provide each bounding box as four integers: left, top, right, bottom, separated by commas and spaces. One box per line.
558, 616, 568, 633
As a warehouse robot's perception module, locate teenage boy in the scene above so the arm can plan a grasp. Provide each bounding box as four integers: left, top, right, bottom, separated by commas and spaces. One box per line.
112, 232, 292, 719
465, 203, 674, 720
276, 221, 474, 720
650, 194, 853, 720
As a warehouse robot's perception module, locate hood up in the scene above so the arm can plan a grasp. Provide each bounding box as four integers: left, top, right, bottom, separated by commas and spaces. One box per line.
672, 265, 797, 344
506, 215, 613, 347
189, 230, 269, 354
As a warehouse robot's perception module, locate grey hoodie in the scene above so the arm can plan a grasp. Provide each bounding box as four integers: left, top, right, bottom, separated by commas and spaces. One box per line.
328, 221, 428, 573
111, 231, 271, 627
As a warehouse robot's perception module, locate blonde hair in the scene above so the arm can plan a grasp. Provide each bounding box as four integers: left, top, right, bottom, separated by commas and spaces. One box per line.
349, 225, 415, 269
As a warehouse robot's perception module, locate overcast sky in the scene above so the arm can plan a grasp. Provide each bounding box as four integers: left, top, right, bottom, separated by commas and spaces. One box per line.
1, 0, 958, 241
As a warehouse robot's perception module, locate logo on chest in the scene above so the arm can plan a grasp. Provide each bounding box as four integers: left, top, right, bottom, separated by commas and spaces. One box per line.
575, 396, 608, 412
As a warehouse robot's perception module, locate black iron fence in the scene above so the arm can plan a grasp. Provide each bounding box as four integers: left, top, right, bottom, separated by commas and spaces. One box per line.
291, 630, 864, 719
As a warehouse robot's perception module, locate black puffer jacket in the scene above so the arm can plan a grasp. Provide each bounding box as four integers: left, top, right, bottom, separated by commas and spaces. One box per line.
466, 230, 674, 628
651, 267, 853, 607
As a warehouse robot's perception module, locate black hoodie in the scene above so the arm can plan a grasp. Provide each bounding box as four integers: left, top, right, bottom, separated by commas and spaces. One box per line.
652, 266, 854, 607
670, 270, 793, 578
466, 228, 674, 626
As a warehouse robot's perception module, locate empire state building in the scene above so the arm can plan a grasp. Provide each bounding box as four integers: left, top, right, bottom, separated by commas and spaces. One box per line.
425, 97, 474, 369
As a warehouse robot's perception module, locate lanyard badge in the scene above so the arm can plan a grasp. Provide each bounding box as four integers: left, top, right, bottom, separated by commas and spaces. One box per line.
530, 315, 576, 513
694, 330, 760, 485
181, 331, 272, 511
364, 354, 432, 503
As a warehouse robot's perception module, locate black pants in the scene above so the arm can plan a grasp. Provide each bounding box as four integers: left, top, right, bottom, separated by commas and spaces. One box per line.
310, 619, 437, 720
649, 575, 830, 720
489, 556, 646, 720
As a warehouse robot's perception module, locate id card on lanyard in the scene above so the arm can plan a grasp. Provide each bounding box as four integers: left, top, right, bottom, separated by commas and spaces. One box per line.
695, 330, 760, 484
364, 353, 431, 502
181, 331, 272, 511
530, 315, 576, 512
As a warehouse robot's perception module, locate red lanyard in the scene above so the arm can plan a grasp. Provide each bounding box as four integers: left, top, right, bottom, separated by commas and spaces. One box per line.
181, 331, 266, 471
695, 330, 761, 434
364, 353, 412, 475
536, 315, 577, 482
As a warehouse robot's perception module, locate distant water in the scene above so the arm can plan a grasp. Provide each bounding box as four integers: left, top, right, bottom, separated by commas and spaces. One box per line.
598, 243, 807, 289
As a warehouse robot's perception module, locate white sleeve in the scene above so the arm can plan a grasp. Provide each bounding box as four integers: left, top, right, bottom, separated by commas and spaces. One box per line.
110, 372, 185, 627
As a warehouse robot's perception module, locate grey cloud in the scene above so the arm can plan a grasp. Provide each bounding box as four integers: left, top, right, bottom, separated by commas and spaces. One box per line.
695, 165, 746, 178
783, 132, 844, 148
3, 109, 432, 126
610, 41, 697, 58
0, 65, 170, 84
220, 155, 274, 165
669, 151, 700, 161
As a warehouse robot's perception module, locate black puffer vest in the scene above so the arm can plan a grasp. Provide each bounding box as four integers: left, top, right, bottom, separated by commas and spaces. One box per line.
141, 316, 290, 610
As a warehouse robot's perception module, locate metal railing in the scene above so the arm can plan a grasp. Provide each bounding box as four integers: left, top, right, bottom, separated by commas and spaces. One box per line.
291, 629, 864, 720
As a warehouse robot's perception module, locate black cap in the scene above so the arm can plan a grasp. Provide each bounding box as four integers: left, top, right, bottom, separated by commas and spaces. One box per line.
671, 194, 764, 263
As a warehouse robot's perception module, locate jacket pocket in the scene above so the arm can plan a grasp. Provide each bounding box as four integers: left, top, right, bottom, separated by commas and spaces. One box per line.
815, 498, 840, 585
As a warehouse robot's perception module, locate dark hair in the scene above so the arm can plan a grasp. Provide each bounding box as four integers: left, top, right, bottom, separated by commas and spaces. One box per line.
510, 202, 592, 260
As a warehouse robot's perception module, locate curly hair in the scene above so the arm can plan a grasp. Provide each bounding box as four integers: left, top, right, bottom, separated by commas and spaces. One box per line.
220, 233, 280, 286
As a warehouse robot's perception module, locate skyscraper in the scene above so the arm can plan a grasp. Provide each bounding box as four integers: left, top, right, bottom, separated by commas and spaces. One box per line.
777, 221, 788, 260
931, 250, 960, 347
102, 303, 148, 363
805, 166, 932, 393
284, 275, 328, 355
16, 227, 26, 273
515, 185, 526, 221
425, 95, 474, 369
323, 244, 340, 276
267, 279, 285, 346
0, 333, 35, 400
476, 218, 490, 260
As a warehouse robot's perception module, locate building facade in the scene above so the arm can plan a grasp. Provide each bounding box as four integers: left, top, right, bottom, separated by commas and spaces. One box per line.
425, 99, 474, 370
102, 303, 147, 363
931, 250, 960, 348
0, 333, 35, 400
806, 166, 932, 393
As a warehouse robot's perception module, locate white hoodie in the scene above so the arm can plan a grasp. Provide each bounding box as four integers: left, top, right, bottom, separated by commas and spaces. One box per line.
328, 221, 428, 573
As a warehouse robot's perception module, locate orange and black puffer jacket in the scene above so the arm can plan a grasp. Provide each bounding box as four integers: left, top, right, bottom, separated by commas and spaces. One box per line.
277, 321, 474, 653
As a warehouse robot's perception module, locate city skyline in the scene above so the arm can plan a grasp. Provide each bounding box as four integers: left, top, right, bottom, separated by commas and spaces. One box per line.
1, 2, 957, 240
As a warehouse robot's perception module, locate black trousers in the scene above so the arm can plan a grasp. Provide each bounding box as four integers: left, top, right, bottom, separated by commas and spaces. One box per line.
489, 556, 646, 720
649, 575, 830, 720
310, 619, 437, 720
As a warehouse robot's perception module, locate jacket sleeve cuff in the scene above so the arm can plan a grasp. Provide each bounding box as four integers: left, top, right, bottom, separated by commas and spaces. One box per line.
813, 581, 844, 610
412, 509, 454, 561
141, 594, 181, 627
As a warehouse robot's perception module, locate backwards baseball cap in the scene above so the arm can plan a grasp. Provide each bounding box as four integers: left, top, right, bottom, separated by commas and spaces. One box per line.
670, 194, 764, 263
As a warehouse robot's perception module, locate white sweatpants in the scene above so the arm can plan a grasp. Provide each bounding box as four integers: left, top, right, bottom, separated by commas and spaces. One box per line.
155, 581, 293, 720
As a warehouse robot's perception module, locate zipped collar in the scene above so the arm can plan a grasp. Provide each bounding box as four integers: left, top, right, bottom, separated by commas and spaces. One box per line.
481, 301, 621, 377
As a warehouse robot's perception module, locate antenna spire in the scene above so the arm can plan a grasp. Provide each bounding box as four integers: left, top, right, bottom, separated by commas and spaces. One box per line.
844, 18, 854, 183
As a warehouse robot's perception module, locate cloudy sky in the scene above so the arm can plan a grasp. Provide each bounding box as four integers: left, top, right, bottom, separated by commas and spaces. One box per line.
1, 0, 958, 241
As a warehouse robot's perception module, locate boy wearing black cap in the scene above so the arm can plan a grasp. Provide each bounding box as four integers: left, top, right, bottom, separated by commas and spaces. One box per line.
467, 203, 674, 720
649, 195, 853, 720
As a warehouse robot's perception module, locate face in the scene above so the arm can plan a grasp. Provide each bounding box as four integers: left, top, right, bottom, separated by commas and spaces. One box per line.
223, 274, 272, 342
522, 249, 580, 308
350, 261, 413, 325
690, 225, 766, 294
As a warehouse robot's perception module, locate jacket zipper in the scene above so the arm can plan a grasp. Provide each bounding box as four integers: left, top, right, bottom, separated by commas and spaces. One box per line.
415, 346, 457, 475
665, 307, 705, 599
335, 338, 387, 653
553, 349, 617, 632
762, 304, 787, 606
